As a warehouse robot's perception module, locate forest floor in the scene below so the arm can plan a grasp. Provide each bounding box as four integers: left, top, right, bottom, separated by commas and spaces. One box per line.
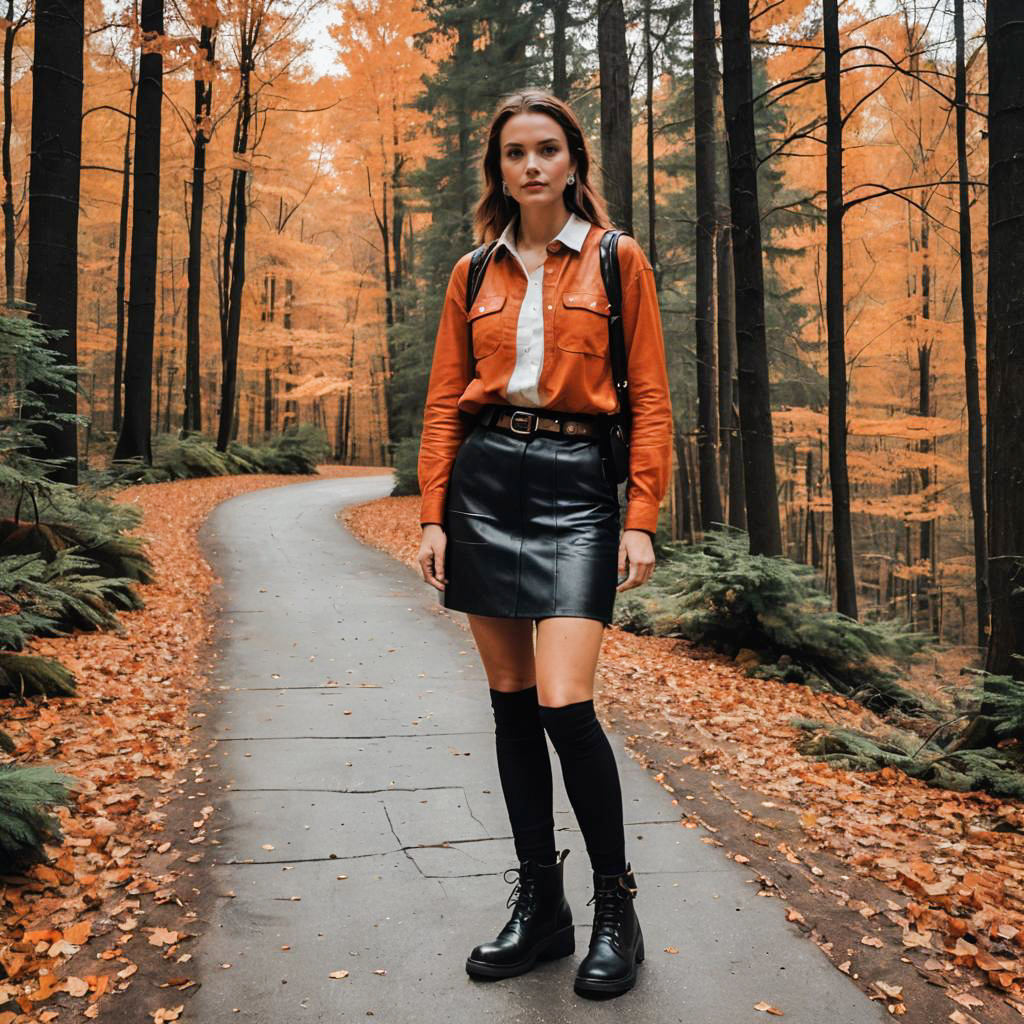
0, 470, 1020, 1023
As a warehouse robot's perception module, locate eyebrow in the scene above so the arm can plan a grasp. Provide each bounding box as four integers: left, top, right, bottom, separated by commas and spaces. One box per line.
503, 138, 561, 147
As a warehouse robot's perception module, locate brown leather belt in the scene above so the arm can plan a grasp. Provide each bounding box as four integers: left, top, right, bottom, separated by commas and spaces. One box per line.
480, 406, 598, 438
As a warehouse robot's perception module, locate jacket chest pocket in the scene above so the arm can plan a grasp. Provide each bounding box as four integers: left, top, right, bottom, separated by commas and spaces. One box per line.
555, 291, 611, 355
466, 292, 507, 358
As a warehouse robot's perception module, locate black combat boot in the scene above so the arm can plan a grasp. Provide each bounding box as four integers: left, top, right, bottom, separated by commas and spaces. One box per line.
573, 862, 644, 997
465, 848, 574, 979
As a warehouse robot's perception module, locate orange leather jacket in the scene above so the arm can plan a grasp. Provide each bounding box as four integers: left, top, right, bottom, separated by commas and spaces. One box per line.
418, 222, 674, 534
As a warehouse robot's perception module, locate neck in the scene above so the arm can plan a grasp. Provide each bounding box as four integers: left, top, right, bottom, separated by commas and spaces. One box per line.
515, 205, 572, 251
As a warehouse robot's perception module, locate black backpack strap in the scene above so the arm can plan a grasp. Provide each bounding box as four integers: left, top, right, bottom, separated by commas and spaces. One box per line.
599, 229, 632, 428
467, 239, 497, 308
464, 239, 499, 384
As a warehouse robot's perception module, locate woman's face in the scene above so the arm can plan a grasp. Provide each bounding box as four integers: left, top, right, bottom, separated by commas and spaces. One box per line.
498, 111, 577, 208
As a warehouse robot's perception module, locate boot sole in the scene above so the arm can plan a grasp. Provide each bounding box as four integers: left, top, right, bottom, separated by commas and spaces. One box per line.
573, 930, 645, 997
465, 925, 575, 979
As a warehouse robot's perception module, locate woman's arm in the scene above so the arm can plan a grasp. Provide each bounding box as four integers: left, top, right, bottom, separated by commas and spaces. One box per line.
418, 253, 474, 527
617, 238, 675, 536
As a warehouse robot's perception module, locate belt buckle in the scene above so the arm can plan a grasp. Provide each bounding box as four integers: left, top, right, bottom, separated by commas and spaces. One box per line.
509, 410, 537, 435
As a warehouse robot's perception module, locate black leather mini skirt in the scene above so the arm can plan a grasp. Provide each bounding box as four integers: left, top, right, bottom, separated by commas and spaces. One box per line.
440, 404, 621, 626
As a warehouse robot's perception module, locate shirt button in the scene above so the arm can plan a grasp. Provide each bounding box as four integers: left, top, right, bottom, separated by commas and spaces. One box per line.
547, 304, 553, 310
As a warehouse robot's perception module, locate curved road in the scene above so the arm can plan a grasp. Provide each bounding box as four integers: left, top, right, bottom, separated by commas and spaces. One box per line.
186, 473, 887, 1023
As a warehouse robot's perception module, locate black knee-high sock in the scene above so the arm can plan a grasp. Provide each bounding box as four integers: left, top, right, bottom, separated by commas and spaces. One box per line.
538, 698, 627, 876
488, 686, 558, 865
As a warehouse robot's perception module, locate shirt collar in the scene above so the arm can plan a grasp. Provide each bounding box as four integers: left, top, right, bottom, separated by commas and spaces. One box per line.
494, 210, 592, 262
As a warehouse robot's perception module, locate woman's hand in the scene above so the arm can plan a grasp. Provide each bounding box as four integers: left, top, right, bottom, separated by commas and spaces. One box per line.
419, 524, 448, 591
616, 529, 655, 592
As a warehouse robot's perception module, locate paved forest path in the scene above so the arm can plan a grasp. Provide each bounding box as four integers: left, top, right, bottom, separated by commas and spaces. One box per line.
185, 474, 888, 1023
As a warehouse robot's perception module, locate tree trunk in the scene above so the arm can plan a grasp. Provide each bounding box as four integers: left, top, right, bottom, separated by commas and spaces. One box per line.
3, 0, 28, 305
917, 337, 934, 626
24, 0, 84, 484
821, 0, 857, 617
954, 0, 987, 649
114, 0, 163, 464
643, 0, 658, 279
958, 0, 1024, 751
716, 220, 745, 531
983, 0, 1024, 680
551, 0, 568, 99
675, 422, 694, 543
597, 0, 632, 232
694, 0, 723, 531
806, 449, 820, 568
390, 101, 405, 322
217, 31, 253, 453
719, 0, 781, 555
112, 64, 135, 434
184, 24, 214, 435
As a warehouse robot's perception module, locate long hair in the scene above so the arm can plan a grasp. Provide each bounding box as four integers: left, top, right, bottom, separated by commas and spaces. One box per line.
472, 89, 615, 245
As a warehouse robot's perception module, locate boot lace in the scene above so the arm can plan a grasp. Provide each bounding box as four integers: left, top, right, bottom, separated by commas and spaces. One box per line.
503, 866, 538, 919
586, 880, 634, 943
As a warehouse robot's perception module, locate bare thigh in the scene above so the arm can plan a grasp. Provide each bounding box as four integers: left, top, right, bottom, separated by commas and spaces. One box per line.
467, 613, 606, 707
534, 617, 605, 706
466, 614, 536, 692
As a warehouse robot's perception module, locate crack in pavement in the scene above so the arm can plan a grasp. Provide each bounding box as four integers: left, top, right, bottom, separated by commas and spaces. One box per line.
222, 685, 392, 691
214, 821, 685, 870
382, 800, 427, 877
219, 831, 514, 869
213, 731, 493, 741
460, 787, 488, 834
222, 785, 472, 795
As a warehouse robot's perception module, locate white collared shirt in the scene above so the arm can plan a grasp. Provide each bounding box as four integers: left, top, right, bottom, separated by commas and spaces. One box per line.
493, 210, 592, 407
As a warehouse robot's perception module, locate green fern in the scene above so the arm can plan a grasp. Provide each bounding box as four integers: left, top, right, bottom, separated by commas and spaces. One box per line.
0, 549, 141, 641
0, 763, 80, 872
0, 652, 77, 698
613, 527, 934, 715
105, 425, 329, 485
30, 549, 143, 631
792, 718, 1024, 800
960, 671, 1024, 742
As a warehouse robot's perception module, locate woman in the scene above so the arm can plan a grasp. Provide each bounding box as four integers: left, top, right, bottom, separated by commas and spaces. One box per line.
416, 89, 673, 998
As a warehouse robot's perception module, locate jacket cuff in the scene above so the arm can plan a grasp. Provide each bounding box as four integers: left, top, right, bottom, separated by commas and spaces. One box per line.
420, 492, 447, 527
623, 502, 661, 535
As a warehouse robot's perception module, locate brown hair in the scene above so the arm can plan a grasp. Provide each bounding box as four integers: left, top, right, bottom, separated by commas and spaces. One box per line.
472, 89, 615, 245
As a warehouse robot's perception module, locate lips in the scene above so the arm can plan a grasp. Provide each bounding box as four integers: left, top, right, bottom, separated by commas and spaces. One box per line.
524, 182, 545, 189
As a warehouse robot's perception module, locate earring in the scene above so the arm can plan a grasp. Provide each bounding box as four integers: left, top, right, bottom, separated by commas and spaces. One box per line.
567, 173, 575, 185
502, 181, 510, 195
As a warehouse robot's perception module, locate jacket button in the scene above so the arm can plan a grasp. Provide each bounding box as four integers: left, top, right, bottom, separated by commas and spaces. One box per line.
566, 422, 577, 434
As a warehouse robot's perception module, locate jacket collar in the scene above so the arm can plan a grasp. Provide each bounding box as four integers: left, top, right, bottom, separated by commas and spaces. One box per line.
493, 209, 591, 262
